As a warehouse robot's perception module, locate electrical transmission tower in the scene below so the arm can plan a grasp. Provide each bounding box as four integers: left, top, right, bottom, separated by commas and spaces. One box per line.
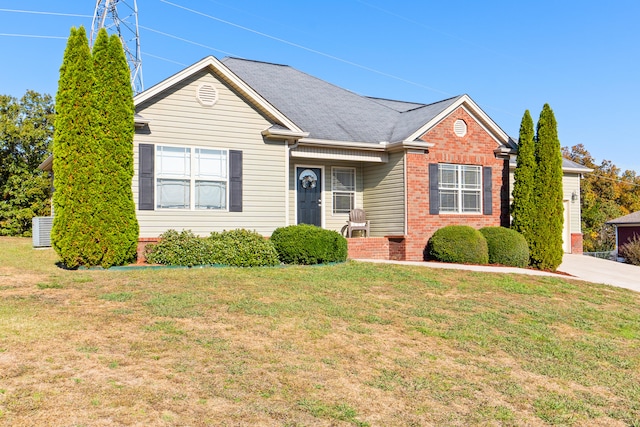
90, 0, 143, 94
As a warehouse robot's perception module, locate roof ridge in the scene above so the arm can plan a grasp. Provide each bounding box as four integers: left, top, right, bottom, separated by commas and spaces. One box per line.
222, 56, 290, 68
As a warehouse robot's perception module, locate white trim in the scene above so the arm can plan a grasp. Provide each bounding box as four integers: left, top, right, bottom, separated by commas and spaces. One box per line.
404, 95, 509, 147
437, 163, 483, 214
403, 151, 408, 235
294, 164, 325, 228
298, 138, 387, 151
262, 127, 309, 140
563, 200, 571, 253
133, 56, 303, 134
154, 143, 229, 211
331, 166, 357, 215
290, 146, 388, 163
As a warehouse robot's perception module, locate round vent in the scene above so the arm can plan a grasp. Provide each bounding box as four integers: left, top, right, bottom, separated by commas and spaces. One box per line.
454, 119, 467, 137
196, 83, 218, 107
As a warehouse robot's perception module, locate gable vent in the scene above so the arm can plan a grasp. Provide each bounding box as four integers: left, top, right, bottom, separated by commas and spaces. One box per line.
454, 119, 467, 137
196, 83, 218, 107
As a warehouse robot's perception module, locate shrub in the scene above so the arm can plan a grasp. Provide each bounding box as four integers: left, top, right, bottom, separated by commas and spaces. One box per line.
619, 235, 640, 266
145, 229, 280, 267
145, 230, 211, 267
208, 229, 279, 267
479, 226, 530, 268
425, 225, 488, 264
270, 224, 347, 265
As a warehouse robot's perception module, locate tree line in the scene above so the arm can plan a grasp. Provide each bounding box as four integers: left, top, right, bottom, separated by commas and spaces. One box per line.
0, 91, 54, 236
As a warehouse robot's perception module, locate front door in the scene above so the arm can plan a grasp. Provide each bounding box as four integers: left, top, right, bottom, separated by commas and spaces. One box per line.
297, 167, 322, 226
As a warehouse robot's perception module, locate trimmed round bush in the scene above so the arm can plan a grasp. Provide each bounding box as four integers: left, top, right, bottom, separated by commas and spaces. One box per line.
145, 229, 211, 267
425, 225, 488, 264
270, 224, 348, 265
208, 229, 279, 267
479, 226, 530, 268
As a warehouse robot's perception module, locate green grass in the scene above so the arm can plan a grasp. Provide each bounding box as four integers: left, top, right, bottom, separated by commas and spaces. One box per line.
0, 236, 639, 425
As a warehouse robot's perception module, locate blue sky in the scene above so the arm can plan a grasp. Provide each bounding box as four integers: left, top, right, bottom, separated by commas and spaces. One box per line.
1, 0, 638, 173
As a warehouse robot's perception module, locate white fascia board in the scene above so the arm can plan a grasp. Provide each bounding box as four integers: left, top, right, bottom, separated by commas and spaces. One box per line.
298, 138, 387, 151
262, 127, 309, 140
133, 56, 303, 134
386, 140, 435, 152
404, 95, 509, 147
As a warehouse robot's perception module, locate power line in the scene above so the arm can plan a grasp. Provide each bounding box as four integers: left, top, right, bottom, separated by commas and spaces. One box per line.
139, 25, 239, 57
160, 0, 452, 96
0, 33, 67, 40
0, 8, 91, 18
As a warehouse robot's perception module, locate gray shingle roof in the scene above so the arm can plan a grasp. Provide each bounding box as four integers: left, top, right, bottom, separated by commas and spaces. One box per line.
221, 57, 462, 144
606, 211, 640, 225
508, 156, 593, 172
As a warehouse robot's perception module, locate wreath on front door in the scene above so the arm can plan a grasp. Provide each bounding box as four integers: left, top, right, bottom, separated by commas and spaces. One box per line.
299, 169, 318, 189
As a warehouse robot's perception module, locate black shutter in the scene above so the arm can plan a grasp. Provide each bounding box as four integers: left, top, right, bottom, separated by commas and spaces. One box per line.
429, 163, 439, 215
139, 143, 154, 210
229, 150, 242, 212
483, 166, 492, 215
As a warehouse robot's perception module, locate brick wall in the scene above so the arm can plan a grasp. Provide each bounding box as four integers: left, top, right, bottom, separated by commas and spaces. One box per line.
570, 233, 583, 254
404, 107, 510, 261
136, 237, 159, 264
347, 237, 389, 260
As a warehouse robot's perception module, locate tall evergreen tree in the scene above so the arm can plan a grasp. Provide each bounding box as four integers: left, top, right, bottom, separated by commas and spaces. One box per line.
51, 26, 103, 268
92, 29, 139, 267
530, 104, 564, 270
511, 110, 536, 251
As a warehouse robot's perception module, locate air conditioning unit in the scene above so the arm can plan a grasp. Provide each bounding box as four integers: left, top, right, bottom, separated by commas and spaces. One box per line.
33, 216, 54, 248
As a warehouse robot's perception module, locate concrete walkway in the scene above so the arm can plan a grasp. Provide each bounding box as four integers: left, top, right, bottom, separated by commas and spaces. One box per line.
356, 254, 640, 293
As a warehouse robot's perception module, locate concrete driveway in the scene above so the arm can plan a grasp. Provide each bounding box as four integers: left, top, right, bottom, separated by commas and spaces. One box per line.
559, 254, 640, 292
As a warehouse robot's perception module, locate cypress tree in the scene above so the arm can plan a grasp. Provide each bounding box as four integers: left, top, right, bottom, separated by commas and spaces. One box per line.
92, 30, 139, 267
530, 104, 564, 270
51, 27, 102, 268
511, 110, 536, 251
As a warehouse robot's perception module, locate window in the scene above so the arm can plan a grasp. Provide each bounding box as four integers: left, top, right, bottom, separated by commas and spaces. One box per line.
332, 167, 355, 214
156, 145, 227, 210
438, 164, 481, 213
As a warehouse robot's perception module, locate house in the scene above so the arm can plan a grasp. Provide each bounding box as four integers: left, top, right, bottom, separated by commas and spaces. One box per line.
606, 211, 640, 259
39, 55, 590, 260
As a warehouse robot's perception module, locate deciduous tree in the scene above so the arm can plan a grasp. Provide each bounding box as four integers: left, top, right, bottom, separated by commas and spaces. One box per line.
0, 91, 54, 236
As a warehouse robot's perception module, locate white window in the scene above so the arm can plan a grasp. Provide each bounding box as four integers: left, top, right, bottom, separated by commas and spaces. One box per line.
332, 167, 356, 214
156, 146, 227, 210
438, 164, 481, 213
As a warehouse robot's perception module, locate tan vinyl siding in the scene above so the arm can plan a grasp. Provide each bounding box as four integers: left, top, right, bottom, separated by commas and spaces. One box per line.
133, 69, 287, 238
363, 151, 405, 236
288, 160, 364, 234
562, 173, 582, 233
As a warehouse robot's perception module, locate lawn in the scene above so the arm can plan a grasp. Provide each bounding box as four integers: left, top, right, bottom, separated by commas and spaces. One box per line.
1, 236, 639, 426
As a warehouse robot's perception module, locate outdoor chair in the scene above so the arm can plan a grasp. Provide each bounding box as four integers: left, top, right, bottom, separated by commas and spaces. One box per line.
347, 208, 370, 238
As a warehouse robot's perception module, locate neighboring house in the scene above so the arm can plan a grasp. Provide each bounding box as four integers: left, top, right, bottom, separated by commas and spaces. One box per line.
39, 55, 590, 260
606, 211, 640, 259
